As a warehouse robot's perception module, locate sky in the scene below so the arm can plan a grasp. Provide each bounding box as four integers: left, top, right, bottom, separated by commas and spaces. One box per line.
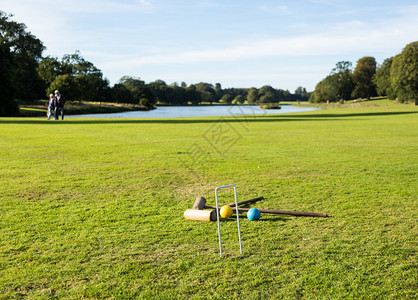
2, 0, 418, 91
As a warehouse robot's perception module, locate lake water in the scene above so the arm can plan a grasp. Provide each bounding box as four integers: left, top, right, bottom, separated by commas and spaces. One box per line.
67, 105, 321, 118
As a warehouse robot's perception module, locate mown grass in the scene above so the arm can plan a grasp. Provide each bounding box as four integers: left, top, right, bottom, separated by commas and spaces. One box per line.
0, 102, 417, 299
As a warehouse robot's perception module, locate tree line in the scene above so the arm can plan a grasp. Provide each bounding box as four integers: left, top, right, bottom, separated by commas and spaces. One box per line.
0, 11, 310, 117
310, 41, 418, 105
1, 11, 416, 117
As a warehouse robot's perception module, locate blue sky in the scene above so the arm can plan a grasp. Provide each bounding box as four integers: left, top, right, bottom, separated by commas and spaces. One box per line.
2, 0, 417, 91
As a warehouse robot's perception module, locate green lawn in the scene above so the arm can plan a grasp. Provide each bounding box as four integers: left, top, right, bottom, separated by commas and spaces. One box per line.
0, 102, 417, 298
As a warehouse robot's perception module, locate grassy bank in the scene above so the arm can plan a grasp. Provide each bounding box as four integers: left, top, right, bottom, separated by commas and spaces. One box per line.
18, 100, 147, 117
286, 96, 414, 108
0, 103, 417, 298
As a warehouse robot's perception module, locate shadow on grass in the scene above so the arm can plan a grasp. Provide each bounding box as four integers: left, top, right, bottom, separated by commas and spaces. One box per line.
226, 215, 289, 222
0, 110, 416, 125
0, 117, 335, 125
279, 111, 418, 119
257, 217, 288, 222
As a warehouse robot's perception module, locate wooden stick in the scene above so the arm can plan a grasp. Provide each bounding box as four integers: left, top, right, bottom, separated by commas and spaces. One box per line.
227, 196, 264, 207
205, 196, 264, 209
205, 205, 327, 218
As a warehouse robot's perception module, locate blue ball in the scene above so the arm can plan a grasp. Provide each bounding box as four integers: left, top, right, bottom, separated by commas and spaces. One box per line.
247, 208, 261, 221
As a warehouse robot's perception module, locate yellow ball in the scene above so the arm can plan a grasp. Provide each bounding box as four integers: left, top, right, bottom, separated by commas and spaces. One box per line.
220, 205, 233, 218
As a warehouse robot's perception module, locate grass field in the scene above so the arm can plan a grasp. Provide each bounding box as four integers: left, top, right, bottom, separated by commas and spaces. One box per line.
0, 102, 417, 298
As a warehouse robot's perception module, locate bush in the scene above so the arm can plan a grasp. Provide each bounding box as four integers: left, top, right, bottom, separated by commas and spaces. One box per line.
260, 103, 281, 109
139, 98, 154, 110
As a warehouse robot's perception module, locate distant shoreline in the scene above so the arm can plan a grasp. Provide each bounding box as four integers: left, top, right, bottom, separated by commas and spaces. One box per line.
19, 101, 294, 117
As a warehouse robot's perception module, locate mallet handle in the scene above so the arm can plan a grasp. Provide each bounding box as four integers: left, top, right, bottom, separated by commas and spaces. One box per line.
225, 196, 264, 207
240, 208, 328, 218
206, 205, 327, 218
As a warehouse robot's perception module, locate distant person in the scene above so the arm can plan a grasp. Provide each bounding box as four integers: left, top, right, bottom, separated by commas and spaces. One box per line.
54, 90, 65, 120
47, 93, 55, 120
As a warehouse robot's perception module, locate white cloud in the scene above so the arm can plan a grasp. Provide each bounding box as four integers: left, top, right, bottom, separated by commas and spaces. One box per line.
259, 4, 290, 14
100, 21, 415, 69
3, 0, 154, 13
1, 0, 155, 55
94, 3, 418, 88
308, 0, 345, 7
62, 0, 153, 13
3, 1, 418, 90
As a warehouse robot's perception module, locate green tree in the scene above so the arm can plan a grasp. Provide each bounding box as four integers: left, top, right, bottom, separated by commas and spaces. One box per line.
149, 80, 168, 104
232, 95, 244, 104
258, 85, 279, 103
111, 83, 133, 103
352, 56, 377, 100
276, 89, 292, 101
0, 43, 18, 116
331, 61, 352, 74
0, 11, 45, 100
334, 72, 354, 101
294, 86, 306, 95
119, 76, 155, 108
215, 82, 223, 100
61, 51, 101, 77
310, 75, 338, 103
220, 93, 233, 104
38, 56, 62, 88
44, 51, 110, 102
172, 85, 188, 105
330, 61, 354, 101
47, 74, 79, 100
311, 61, 354, 103
373, 57, 395, 99
194, 82, 216, 103
294, 86, 310, 101
391, 41, 418, 105
246, 88, 258, 104
187, 85, 201, 105
75, 72, 108, 102
60, 51, 109, 101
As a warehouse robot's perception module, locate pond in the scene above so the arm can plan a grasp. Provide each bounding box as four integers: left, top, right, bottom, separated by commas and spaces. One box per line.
67, 105, 321, 118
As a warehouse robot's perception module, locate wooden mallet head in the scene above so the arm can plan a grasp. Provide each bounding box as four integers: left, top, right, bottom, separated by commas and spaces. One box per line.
192, 196, 207, 210
184, 196, 217, 221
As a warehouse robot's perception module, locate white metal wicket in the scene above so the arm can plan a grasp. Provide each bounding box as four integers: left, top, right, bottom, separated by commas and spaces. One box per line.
215, 184, 243, 257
